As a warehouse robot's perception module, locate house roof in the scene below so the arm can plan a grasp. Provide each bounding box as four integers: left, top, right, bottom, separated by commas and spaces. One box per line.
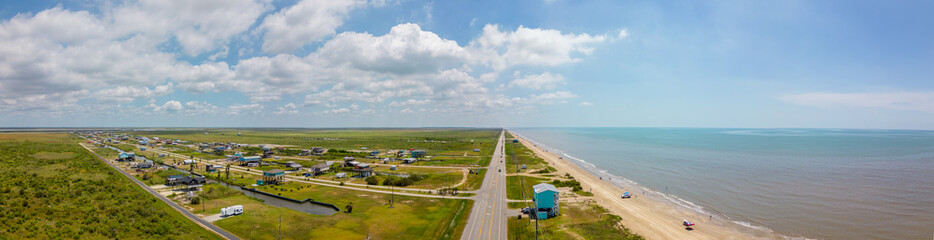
533, 183, 559, 194
264, 169, 284, 175
313, 163, 329, 168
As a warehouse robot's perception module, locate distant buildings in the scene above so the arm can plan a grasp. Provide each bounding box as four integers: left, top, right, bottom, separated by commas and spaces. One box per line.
533, 183, 560, 220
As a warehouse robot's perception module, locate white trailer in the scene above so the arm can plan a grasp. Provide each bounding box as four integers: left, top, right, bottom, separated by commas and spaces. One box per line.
221, 205, 243, 216
183, 159, 197, 165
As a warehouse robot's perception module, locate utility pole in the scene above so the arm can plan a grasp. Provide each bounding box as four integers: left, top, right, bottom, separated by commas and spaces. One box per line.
390, 184, 394, 208
278, 215, 282, 240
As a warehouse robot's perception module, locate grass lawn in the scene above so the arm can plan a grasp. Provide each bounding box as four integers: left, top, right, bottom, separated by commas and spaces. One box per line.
197, 181, 474, 240
508, 201, 643, 240
0, 133, 221, 239
505, 140, 548, 173
462, 168, 486, 190
506, 175, 549, 200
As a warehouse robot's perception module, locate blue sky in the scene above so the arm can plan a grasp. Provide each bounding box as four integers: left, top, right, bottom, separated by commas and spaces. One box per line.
1, 0, 932, 129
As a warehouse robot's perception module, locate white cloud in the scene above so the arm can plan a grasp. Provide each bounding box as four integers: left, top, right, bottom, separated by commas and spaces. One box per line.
1, 3, 608, 120
618, 28, 628, 39
259, 0, 364, 53
315, 23, 469, 74
228, 103, 264, 114
472, 24, 606, 70
184, 101, 220, 115
579, 101, 593, 106
150, 100, 183, 112
530, 91, 577, 104
781, 92, 934, 113
509, 71, 565, 90
274, 103, 300, 115
94, 84, 175, 103
112, 0, 269, 55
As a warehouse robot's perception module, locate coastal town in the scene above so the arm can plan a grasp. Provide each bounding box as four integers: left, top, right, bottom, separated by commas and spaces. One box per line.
9, 128, 654, 239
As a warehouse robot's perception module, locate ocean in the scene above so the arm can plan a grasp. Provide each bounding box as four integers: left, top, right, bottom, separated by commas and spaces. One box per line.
510, 128, 934, 240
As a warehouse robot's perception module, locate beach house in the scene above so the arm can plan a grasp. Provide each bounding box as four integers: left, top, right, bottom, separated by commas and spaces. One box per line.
285, 161, 303, 170
410, 149, 427, 158
118, 152, 135, 161
240, 156, 261, 167
262, 169, 285, 185
311, 163, 330, 175
533, 183, 560, 219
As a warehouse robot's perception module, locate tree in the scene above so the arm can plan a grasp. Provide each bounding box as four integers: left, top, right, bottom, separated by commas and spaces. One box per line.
345, 202, 353, 213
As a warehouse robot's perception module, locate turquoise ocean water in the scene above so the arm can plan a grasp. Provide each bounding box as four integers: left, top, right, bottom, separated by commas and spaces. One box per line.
510, 128, 934, 240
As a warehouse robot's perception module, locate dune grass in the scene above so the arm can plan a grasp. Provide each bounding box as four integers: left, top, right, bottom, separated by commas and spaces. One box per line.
508, 201, 643, 240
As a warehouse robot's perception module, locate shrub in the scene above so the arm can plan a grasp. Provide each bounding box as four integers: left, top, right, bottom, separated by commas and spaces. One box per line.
365, 176, 379, 185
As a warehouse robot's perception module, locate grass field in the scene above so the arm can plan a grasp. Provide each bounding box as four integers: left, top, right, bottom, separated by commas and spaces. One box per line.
195, 181, 473, 240
505, 140, 548, 173
0, 133, 221, 239
506, 175, 549, 200
508, 201, 643, 240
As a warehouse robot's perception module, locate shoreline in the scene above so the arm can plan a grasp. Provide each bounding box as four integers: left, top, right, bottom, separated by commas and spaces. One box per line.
511, 131, 779, 240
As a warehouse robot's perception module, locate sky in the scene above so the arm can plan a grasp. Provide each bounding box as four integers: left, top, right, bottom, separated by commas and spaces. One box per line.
0, 0, 932, 129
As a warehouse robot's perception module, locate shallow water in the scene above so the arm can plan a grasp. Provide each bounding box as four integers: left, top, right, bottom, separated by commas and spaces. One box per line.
511, 128, 934, 240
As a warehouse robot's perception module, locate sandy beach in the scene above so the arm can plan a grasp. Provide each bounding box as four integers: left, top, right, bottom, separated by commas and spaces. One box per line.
513, 133, 778, 240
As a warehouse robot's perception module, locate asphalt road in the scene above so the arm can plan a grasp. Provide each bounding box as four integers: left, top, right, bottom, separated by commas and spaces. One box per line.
79, 139, 240, 240
462, 130, 508, 240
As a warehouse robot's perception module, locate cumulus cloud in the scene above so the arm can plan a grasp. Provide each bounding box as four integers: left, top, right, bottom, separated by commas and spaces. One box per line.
1, 1, 609, 121
112, 0, 269, 55
315, 23, 468, 74
579, 101, 593, 106
509, 72, 565, 90
94, 84, 175, 103
275, 103, 300, 115
259, 0, 364, 53
150, 100, 183, 112
781, 92, 934, 113
473, 24, 606, 70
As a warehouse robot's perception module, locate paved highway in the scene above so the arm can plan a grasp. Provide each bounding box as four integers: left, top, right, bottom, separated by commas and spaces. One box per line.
462, 130, 508, 240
